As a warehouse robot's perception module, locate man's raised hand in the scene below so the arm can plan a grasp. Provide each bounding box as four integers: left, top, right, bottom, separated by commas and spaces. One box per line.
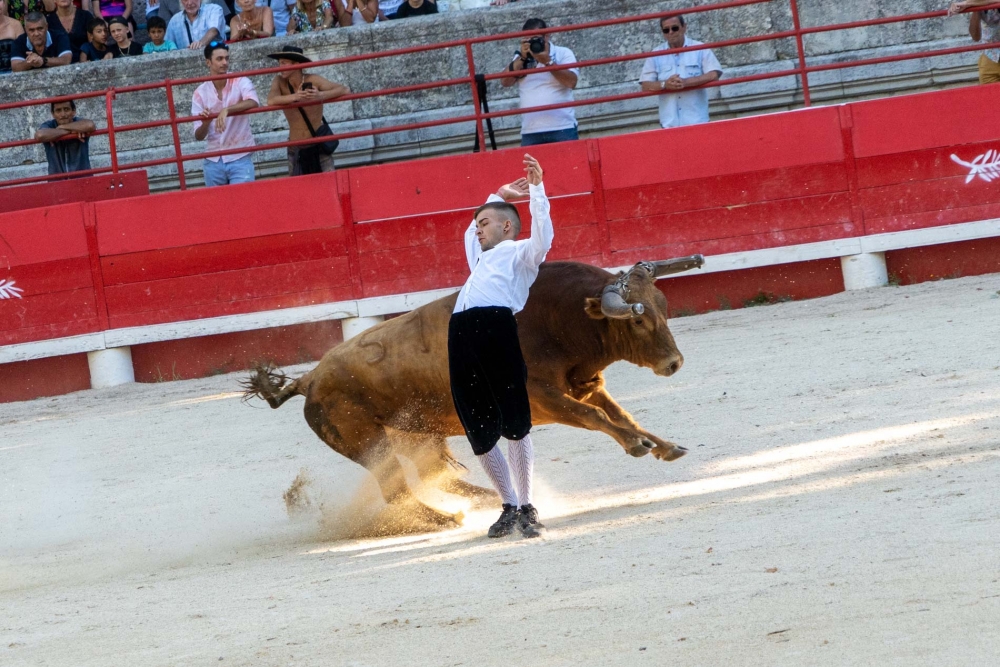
524, 154, 543, 186
497, 177, 529, 201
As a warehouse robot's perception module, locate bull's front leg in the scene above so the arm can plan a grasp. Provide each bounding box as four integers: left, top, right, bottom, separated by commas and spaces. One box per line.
583, 387, 686, 462
530, 381, 685, 461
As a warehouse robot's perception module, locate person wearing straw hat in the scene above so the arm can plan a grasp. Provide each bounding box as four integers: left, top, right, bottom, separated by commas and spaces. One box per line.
266, 44, 349, 176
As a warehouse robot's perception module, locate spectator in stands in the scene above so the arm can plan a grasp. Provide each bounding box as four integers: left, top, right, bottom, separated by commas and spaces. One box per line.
287, 0, 334, 32
78, 16, 109, 59
142, 14, 176, 51
46, 0, 93, 62
166, 0, 226, 49
192, 40, 260, 186
34, 99, 95, 175
7, 0, 52, 25
388, 0, 434, 19
0, 0, 26, 75
235, 0, 289, 38
500, 17, 579, 147
10, 12, 70, 70
229, 0, 272, 39
107, 14, 138, 54
377, 0, 399, 19
92, 0, 135, 36
266, 44, 349, 175
639, 14, 722, 129
342, 0, 376, 24
948, 0, 1000, 84
155, 0, 228, 28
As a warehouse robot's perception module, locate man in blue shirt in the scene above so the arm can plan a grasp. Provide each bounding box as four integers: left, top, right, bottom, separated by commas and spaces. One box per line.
10, 12, 72, 72
34, 99, 96, 176
166, 0, 227, 50
639, 14, 723, 129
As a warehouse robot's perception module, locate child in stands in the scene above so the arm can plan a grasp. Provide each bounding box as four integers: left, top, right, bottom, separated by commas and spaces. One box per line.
79, 17, 112, 61
107, 15, 141, 56
142, 15, 176, 52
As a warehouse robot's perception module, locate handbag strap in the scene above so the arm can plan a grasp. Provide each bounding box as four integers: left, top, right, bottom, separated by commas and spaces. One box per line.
282, 77, 327, 138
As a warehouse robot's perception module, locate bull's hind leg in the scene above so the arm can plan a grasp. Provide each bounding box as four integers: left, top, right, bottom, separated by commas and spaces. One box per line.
402, 434, 498, 501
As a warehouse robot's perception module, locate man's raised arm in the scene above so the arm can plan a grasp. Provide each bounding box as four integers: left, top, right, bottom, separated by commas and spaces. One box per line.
519, 154, 554, 267
465, 178, 531, 270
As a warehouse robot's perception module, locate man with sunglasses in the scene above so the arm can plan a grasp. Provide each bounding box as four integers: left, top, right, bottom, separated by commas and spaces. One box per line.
191, 40, 260, 186
639, 14, 722, 129
166, 0, 228, 50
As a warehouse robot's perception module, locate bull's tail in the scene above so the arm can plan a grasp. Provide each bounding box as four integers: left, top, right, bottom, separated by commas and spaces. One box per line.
241, 363, 305, 409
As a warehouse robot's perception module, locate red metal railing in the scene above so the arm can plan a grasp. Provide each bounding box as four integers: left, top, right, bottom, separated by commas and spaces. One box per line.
1, 0, 997, 190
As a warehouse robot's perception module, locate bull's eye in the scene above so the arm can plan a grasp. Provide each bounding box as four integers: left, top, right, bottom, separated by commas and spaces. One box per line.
633, 318, 644, 326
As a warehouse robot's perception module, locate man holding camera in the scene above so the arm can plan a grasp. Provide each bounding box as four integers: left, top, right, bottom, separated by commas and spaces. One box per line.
500, 18, 580, 147
639, 14, 722, 129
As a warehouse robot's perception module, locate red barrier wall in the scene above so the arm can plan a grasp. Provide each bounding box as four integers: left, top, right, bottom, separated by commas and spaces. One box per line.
3, 84, 1000, 402
0, 172, 149, 214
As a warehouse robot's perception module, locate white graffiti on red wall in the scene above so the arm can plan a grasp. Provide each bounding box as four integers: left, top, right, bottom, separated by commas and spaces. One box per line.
950, 150, 1000, 184
0, 279, 24, 299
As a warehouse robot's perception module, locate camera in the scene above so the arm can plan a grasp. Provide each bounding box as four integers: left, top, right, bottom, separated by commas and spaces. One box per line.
528, 36, 546, 54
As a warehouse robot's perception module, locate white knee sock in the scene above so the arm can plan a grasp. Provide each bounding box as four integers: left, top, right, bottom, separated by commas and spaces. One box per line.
477, 447, 518, 507
507, 435, 534, 507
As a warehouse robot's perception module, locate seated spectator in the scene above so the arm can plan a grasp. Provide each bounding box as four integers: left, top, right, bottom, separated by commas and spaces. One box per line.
92, 0, 135, 36
499, 17, 580, 147
376, 0, 399, 19
7, 0, 52, 24
10, 12, 71, 71
152, 0, 228, 29
34, 99, 96, 176
342, 0, 376, 24
107, 14, 138, 54
235, 0, 289, 38
166, 0, 226, 50
78, 16, 109, 60
1, 0, 26, 75
287, 0, 333, 32
639, 14, 721, 129
388, 0, 434, 19
949, 1, 1000, 84
192, 40, 260, 186
142, 14, 175, 51
266, 44, 349, 175
47, 0, 94, 62
229, 0, 272, 40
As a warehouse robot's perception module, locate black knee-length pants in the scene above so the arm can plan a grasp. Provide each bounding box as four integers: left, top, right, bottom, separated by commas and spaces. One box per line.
448, 306, 532, 456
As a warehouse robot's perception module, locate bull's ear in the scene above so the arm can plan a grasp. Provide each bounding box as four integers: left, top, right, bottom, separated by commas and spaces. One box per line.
584, 297, 605, 319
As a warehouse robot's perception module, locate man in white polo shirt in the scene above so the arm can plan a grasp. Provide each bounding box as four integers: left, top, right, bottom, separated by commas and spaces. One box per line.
639, 14, 723, 129
500, 17, 580, 147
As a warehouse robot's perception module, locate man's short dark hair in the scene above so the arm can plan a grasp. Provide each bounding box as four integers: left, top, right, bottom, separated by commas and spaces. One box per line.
522, 18, 546, 31
147, 15, 167, 31
203, 40, 229, 60
24, 11, 46, 25
86, 17, 107, 34
660, 13, 685, 29
474, 202, 522, 236
51, 99, 76, 112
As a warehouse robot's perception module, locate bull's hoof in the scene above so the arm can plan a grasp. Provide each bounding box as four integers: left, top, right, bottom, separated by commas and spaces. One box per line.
627, 440, 654, 458
651, 444, 687, 462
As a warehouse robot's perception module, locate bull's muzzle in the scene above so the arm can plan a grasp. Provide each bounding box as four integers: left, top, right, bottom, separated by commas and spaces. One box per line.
655, 353, 684, 377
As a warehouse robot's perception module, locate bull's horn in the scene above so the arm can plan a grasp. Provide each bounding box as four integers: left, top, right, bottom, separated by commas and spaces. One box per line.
648, 254, 705, 277
601, 286, 643, 319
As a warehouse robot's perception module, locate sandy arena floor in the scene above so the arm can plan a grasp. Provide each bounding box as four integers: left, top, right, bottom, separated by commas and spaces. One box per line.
2, 274, 1000, 666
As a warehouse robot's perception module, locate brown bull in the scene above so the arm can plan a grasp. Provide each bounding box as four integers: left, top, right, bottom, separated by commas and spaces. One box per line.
244, 255, 703, 527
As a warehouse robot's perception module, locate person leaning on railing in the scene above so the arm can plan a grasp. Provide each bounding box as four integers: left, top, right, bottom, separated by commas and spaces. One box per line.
33, 99, 95, 176
166, 0, 227, 50
10, 11, 71, 71
500, 17, 580, 147
265, 44, 349, 175
0, 0, 26, 75
638, 13, 722, 129
949, 0, 1000, 84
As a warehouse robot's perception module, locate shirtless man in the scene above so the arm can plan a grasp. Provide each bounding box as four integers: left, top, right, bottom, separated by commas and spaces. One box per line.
266, 45, 350, 176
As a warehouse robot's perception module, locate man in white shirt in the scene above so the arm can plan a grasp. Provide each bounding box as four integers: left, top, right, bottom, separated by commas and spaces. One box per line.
639, 14, 723, 129
166, 0, 228, 50
449, 154, 553, 539
500, 18, 580, 147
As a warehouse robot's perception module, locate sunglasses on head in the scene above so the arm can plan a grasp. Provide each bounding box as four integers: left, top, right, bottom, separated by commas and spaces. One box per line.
662, 25, 682, 33
209, 40, 228, 49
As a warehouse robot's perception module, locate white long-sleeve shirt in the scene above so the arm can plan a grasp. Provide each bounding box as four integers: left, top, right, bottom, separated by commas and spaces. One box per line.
453, 182, 554, 314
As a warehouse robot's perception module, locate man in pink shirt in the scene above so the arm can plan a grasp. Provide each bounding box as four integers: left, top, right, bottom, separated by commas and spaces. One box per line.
191, 40, 260, 186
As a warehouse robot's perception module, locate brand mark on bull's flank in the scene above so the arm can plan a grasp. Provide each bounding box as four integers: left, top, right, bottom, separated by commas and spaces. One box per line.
0, 279, 24, 299
950, 150, 1000, 184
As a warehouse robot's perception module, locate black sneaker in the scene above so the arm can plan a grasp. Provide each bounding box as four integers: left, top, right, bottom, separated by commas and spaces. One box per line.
487, 504, 519, 538
517, 504, 545, 538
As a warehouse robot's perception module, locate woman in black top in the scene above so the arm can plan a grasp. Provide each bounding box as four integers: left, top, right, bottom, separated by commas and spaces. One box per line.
0, 0, 26, 74
47, 0, 93, 62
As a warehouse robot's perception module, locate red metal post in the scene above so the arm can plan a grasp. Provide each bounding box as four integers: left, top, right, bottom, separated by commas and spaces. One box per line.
164, 81, 188, 191
105, 89, 119, 174
788, 0, 811, 106
465, 41, 487, 152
